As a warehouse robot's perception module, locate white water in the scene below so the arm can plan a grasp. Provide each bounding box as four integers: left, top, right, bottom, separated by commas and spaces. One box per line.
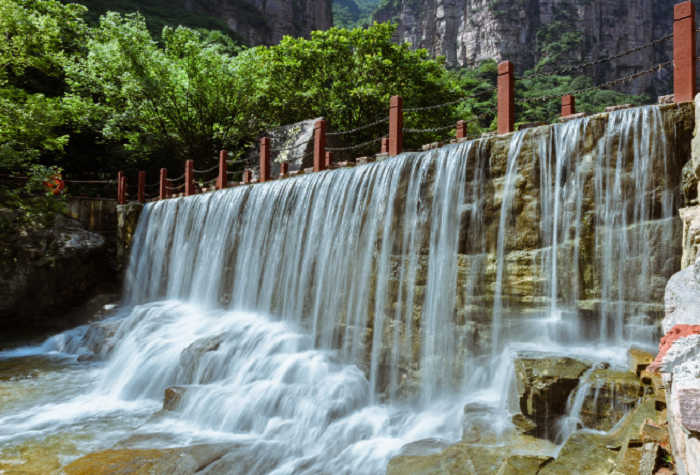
0, 106, 682, 472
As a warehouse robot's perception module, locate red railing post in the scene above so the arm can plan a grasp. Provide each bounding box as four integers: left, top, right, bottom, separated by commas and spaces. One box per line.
218, 150, 228, 190
260, 138, 271, 183
456, 120, 467, 139
167, 179, 174, 198
138, 171, 145, 203
314, 120, 327, 173
562, 95, 576, 117
243, 170, 252, 184
280, 162, 289, 178
381, 138, 389, 154
185, 160, 194, 196
389, 96, 403, 156
117, 171, 123, 203
497, 61, 514, 135
119, 176, 127, 205
325, 151, 333, 168
674, 2, 697, 103
160, 168, 167, 200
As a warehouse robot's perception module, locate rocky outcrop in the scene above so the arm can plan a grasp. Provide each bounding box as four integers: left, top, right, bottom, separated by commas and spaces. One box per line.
116, 203, 143, 275
181, 0, 332, 46
575, 369, 645, 432
372, 0, 679, 95
0, 214, 109, 327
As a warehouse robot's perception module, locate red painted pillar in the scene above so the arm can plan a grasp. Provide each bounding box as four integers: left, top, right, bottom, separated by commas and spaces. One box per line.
314, 120, 327, 173
218, 150, 228, 190
497, 61, 514, 135
117, 171, 123, 203
389, 96, 403, 156
456, 120, 467, 139
185, 160, 194, 196
325, 151, 333, 168
260, 138, 271, 183
138, 171, 146, 203
674, 2, 697, 103
244, 170, 252, 184
167, 179, 174, 198
562, 95, 576, 117
119, 176, 127, 205
159, 169, 167, 200
280, 162, 289, 178
381, 138, 389, 154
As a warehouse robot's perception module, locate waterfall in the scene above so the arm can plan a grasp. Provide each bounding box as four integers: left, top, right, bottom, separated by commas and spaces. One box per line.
0, 104, 688, 474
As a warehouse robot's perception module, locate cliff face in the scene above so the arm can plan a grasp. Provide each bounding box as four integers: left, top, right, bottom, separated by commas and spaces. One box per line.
182, 0, 333, 46
373, 0, 685, 95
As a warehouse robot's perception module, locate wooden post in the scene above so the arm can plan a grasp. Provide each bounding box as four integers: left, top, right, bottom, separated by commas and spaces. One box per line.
674, 2, 697, 103
562, 95, 576, 117
314, 120, 327, 173
389, 96, 403, 156
260, 138, 271, 183
456, 120, 467, 139
160, 169, 167, 200
243, 170, 252, 184
119, 176, 127, 205
497, 61, 514, 135
280, 162, 289, 178
138, 171, 145, 203
325, 151, 333, 168
117, 171, 123, 203
218, 150, 228, 190
381, 138, 389, 154
185, 160, 194, 197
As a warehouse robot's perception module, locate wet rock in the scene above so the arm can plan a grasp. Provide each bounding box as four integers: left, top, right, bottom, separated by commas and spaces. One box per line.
628, 348, 654, 375
62, 443, 237, 475
116, 203, 143, 274
514, 356, 591, 435
0, 215, 109, 326
539, 432, 618, 475
639, 420, 669, 447
163, 386, 186, 411
399, 438, 451, 456
576, 369, 645, 431
496, 455, 552, 475
638, 442, 660, 475
511, 414, 537, 434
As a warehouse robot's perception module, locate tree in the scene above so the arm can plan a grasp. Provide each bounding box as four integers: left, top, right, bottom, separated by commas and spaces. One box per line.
254, 23, 465, 151
66, 12, 263, 170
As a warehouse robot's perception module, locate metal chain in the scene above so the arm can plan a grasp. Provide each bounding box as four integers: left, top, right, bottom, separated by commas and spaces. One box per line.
193, 165, 219, 174
403, 87, 497, 113
169, 174, 185, 182
517, 61, 673, 104
403, 106, 498, 134
326, 117, 390, 136
145, 192, 160, 198
270, 139, 313, 152
326, 136, 386, 152
165, 183, 185, 191
516, 34, 673, 80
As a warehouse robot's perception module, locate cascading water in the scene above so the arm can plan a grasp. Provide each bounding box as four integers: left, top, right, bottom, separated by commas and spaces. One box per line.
0, 104, 688, 474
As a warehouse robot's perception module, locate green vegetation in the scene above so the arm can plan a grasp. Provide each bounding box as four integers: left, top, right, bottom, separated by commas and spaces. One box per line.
0, 0, 657, 241
333, 0, 380, 29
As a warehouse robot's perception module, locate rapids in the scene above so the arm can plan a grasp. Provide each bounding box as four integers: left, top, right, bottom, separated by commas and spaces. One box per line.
0, 105, 688, 474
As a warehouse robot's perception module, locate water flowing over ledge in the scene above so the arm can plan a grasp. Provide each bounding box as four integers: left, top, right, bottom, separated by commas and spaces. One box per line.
0, 103, 694, 475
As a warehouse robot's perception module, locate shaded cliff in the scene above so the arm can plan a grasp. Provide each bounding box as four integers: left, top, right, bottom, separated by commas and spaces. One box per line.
182, 0, 333, 45
372, 0, 685, 96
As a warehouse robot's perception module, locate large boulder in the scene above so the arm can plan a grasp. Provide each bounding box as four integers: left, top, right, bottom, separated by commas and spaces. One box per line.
575, 369, 645, 431
0, 214, 109, 327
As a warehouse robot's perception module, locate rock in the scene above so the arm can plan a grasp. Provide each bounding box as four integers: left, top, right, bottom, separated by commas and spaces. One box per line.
628, 348, 654, 375
639, 420, 669, 447
576, 369, 645, 432
662, 267, 700, 333
648, 325, 700, 372
514, 356, 591, 436
399, 438, 451, 456
496, 455, 552, 475
163, 386, 186, 411
659, 95, 675, 104
0, 215, 109, 326
638, 442, 660, 475
511, 414, 537, 434
559, 113, 587, 123
675, 387, 700, 433
116, 203, 143, 274
539, 432, 618, 475
62, 444, 237, 475
605, 104, 634, 112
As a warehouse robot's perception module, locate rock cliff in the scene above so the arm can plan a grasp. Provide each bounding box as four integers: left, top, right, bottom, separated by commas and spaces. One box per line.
182, 0, 333, 46
372, 0, 684, 95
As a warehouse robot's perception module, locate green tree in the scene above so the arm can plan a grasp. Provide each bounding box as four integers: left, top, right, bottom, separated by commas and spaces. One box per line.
255, 22, 465, 151
67, 12, 263, 170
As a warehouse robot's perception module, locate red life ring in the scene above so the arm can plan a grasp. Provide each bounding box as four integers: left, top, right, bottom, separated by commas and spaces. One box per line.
44, 174, 65, 195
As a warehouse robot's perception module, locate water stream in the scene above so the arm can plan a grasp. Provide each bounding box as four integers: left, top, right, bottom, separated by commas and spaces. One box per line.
0, 106, 684, 473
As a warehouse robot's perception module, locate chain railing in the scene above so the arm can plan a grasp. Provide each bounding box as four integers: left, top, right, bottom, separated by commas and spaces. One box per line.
403, 87, 497, 113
